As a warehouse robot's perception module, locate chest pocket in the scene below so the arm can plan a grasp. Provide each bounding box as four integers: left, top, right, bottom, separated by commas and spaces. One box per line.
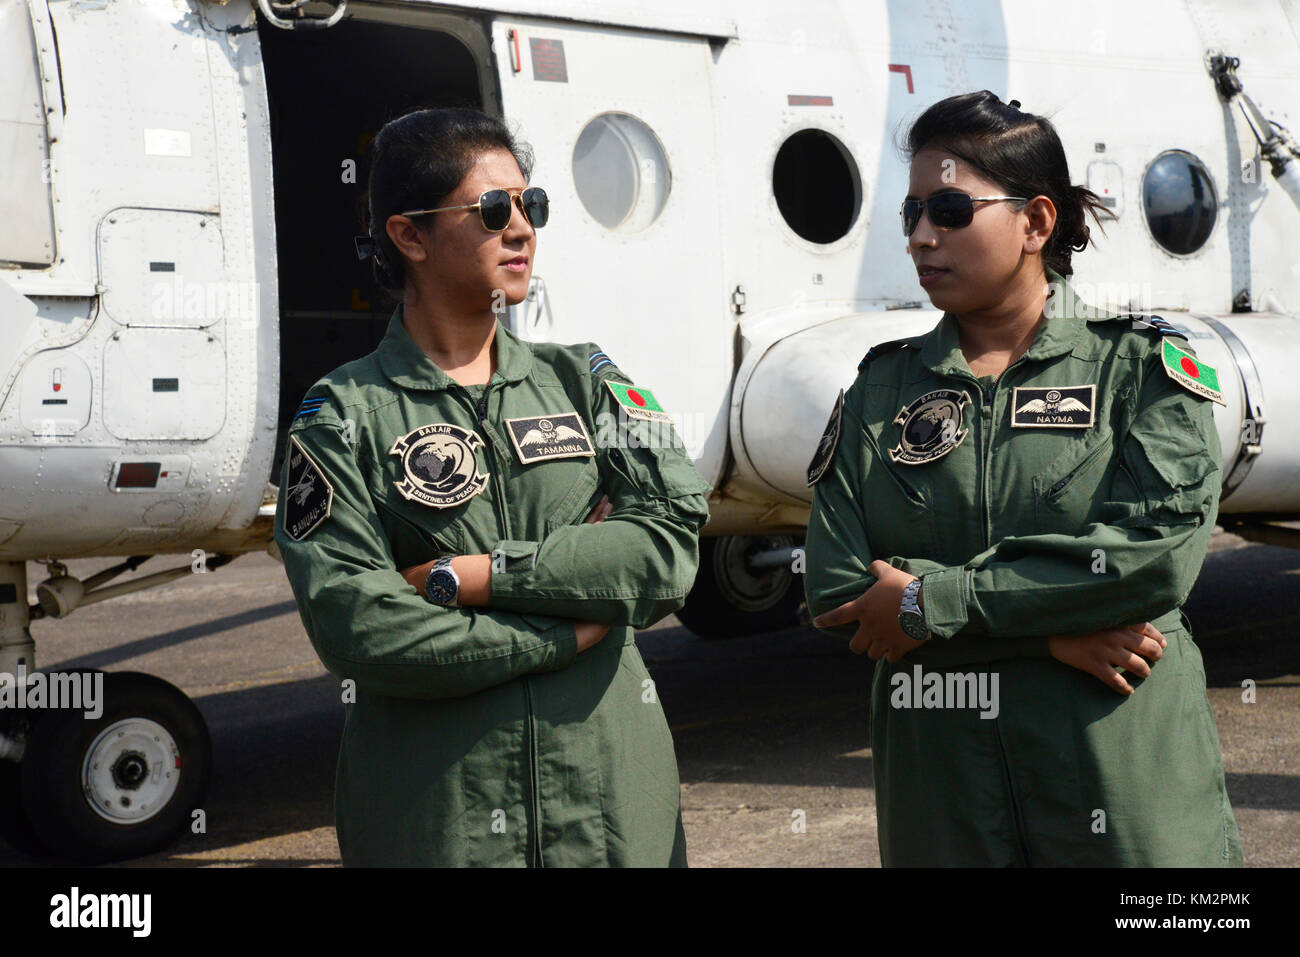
540, 454, 602, 535
1032, 431, 1116, 534
373, 488, 469, 563
860, 429, 938, 559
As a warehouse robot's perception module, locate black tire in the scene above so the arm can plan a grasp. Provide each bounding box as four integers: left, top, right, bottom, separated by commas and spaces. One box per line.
676, 535, 805, 639
0, 755, 45, 857
20, 671, 211, 864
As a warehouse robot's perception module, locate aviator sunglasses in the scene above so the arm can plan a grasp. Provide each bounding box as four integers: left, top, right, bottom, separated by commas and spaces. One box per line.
901, 192, 1027, 236
400, 186, 550, 232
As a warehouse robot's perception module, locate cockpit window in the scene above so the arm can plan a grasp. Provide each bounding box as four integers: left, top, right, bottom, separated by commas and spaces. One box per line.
1142, 150, 1217, 256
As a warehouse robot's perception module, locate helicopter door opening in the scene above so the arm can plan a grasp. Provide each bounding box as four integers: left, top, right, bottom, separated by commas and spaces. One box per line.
255, 14, 492, 478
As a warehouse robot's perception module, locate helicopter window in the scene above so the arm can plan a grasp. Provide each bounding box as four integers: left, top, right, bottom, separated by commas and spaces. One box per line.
773, 129, 862, 245
572, 112, 671, 232
1141, 150, 1218, 256
0, 1, 56, 266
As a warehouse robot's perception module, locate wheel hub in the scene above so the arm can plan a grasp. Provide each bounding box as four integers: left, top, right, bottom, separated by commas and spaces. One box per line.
82, 718, 181, 824
713, 534, 796, 612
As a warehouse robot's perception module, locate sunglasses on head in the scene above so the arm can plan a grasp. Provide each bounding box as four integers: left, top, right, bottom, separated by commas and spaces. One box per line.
400, 186, 550, 232
901, 192, 1027, 236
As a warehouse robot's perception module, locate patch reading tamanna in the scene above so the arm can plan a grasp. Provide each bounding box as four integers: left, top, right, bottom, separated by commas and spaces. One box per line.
889, 389, 971, 465
504, 412, 596, 464
806, 389, 845, 487
389, 423, 489, 509
1011, 385, 1096, 428
282, 435, 333, 541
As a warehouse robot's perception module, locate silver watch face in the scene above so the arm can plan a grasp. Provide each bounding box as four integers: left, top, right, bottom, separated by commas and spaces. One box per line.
899, 611, 929, 641
425, 567, 459, 605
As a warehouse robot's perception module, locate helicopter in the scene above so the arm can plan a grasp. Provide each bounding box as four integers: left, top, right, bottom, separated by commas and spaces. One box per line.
1, 0, 1298, 861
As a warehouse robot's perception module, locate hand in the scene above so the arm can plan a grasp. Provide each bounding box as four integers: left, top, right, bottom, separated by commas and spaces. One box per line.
584, 494, 612, 523
1047, 622, 1167, 695
575, 620, 610, 652
811, 560, 926, 662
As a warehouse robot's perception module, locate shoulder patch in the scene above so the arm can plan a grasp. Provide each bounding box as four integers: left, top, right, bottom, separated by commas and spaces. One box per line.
605, 379, 672, 423
1160, 338, 1226, 405
282, 435, 334, 541
858, 339, 909, 374
807, 389, 845, 487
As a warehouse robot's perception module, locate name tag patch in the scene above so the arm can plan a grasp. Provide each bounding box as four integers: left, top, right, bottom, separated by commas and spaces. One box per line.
1011, 385, 1096, 428
389, 423, 489, 509
282, 435, 333, 541
504, 412, 596, 464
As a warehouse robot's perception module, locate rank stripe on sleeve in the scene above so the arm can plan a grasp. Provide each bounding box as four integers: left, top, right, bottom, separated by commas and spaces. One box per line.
1161, 339, 1226, 405
294, 397, 327, 421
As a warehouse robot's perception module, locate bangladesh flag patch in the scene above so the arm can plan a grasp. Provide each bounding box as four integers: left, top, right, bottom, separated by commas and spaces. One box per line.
1161, 339, 1225, 405
605, 380, 673, 422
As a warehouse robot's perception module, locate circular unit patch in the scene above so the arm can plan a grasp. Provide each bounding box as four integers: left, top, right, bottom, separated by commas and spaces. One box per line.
889, 389, 971, 465
389, 423, 489, 508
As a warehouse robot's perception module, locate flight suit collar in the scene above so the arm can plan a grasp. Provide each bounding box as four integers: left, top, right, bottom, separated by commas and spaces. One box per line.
377, 303, 533, 391
919, 267, 1087, 377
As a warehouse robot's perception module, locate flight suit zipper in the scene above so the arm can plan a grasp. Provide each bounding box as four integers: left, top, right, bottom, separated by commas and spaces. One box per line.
955, 356, 1031, 551
469, 388, 510, 538
469, 384, 542, 865
980, 385, 994, 549
523, 676, 543, 867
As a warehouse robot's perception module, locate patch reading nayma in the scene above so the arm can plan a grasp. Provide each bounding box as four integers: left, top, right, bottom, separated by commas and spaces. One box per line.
504, 412, 596, 464
282, 435, 333, 540
1011, 385, 1096, 428
806, 388, 845, 487
389, 423, 489, 509
889, 389, 971, 465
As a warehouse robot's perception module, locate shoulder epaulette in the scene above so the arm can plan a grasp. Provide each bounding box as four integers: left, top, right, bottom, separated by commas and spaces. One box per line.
1117, 313, 1188, 341
857, 338, 909, 374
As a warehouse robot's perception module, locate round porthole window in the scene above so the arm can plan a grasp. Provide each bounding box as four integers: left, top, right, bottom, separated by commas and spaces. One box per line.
572, 113, 671, 232
1142, 150, 1218, 256
773, 129, 862, 244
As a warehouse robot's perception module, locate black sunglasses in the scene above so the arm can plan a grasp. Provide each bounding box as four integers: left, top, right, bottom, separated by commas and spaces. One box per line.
400, 186, 550, 232
901, 192, 1027, 236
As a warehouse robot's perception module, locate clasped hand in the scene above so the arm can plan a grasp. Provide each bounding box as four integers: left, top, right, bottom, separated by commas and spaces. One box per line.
811, 560, 1168, 695
397, 494, 614, 652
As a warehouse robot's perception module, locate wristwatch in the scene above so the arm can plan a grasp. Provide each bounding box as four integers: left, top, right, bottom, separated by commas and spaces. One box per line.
898, 579, 931, 641
423, 556, 460, 606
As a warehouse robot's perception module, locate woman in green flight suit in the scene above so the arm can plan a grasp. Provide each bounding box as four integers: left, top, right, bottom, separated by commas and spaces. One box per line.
273, 108, 711, 866
804, 91, 1242, 866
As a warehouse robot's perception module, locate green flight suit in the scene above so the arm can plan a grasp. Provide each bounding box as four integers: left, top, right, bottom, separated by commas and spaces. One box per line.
273, 305, 711, 866
804, 269, 1243, 866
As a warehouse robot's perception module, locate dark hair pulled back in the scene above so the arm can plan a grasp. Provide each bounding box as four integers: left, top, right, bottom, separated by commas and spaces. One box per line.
900, 90, 1114, 278
364, 107, 534, 297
